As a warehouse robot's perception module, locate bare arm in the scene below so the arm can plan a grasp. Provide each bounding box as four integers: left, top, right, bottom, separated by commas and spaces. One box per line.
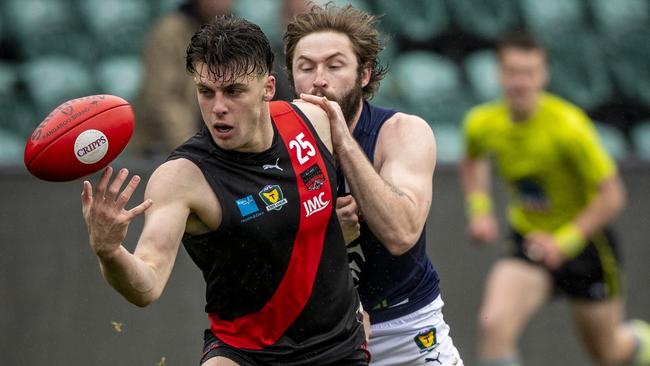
526, 174, 626, 269
301, 94, 435, 255
459, 156, 499, 244
82, 160, 201, 307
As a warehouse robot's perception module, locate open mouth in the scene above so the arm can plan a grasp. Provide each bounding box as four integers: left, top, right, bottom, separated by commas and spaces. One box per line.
213, 123, 233, 134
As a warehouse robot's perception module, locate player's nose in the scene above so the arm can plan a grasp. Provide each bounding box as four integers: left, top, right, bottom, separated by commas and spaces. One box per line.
313, 65, 328, 89
211, 94, 228, 116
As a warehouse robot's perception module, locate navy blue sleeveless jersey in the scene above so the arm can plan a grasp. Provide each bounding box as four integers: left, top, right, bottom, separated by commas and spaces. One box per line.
168, 101, 364, 364
341, 101, 441, 324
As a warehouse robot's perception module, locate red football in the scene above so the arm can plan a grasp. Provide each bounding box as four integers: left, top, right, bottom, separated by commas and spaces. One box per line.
24, 95, 134, 182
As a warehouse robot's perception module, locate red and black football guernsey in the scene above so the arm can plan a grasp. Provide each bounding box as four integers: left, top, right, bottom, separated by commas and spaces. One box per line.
168, 101, 364, 365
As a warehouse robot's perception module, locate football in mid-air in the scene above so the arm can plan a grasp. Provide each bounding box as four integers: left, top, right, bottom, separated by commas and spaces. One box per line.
24, 95, 134, 182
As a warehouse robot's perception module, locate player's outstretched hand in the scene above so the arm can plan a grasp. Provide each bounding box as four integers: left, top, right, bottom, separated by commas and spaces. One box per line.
81, 166, 152, 259
336, 196, 360, 245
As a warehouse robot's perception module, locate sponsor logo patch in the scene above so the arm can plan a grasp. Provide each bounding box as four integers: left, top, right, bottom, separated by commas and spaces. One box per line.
259, 185, 288, 211
303, 192, 330, 217
414, 326, 438, 353
300, 164, 326, 191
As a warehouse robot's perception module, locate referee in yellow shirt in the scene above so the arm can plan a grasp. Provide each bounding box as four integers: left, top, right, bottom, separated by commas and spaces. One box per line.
460, 30, 650, 366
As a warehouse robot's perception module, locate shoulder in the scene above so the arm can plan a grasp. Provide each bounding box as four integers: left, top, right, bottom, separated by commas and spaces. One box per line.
146, 158, 207, 203
291, 100, 329, 125
541, 93, 592, 133
463, 100, 505, 132
381, 112, 434, 143
290, 101, 332, 148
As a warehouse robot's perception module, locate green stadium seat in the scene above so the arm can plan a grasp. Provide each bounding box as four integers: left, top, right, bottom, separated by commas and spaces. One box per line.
374, 0, 448, 42
79, 0, 152, 57
235, 0, 282, 45
446, 0, 520, 40
631, 120, 650, 161
0, 128, 25, 165
2, 0, 91, 60
464, 50, 501, 103
21, 56, 95, 117
590, 0, 649, 38
392, 51, 473, 123
0, 62, 36, 138
520, 0, 588, 42
594, 122, 629, 161
157, 0, 185, 17
321, 0, 371, 12
606, 30, 650, 106
547, 32, 611, 112
95, 56, 143, 102
430, 122, 463, 164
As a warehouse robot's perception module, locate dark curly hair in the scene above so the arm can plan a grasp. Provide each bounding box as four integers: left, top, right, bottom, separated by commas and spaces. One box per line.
186, 15, 274, 82
283, 3, 388, 100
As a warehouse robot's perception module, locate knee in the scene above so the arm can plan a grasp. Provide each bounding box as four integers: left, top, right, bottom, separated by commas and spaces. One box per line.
477, 308, 508, 339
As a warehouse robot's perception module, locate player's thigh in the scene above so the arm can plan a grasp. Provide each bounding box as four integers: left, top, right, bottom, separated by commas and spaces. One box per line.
570, 298, 636, 362
479, 258, 553, 331
201, 356, 241, 366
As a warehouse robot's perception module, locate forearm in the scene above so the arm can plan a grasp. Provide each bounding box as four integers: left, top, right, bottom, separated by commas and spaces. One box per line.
97, 245, 160, 307
572, 176, 626, 238
337, 140, 422, 254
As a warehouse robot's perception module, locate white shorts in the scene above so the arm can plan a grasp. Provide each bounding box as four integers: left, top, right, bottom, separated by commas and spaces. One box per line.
368, 295, 463, 366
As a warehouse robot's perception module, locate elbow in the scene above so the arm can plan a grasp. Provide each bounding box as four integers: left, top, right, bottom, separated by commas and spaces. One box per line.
383, 230, 420, 256
128, 291, 161, 308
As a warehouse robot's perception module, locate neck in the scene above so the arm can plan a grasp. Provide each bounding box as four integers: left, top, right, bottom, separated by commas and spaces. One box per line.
347, 99, 365, 133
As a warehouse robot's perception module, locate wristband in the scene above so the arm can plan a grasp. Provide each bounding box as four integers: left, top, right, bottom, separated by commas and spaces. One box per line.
466, 192, 493, 220
553, 223, 586, 259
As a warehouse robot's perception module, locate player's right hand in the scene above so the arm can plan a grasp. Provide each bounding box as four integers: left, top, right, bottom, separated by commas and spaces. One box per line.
336, 195, 361, 245
81, 166, 152, 258
468, 214, 499, 245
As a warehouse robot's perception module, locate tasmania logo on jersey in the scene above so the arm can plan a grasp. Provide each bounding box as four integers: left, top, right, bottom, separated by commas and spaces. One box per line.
259, 185, 288, 211
303, 192, 330, 217
300, 164, 326, 191
414, 326, 438, 353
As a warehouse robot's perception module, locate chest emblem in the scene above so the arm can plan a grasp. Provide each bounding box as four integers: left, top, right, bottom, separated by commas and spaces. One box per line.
300, 163, 326, 191
259, 184, 288, 211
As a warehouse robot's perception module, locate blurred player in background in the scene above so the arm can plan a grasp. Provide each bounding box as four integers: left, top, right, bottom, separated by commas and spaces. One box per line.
286, 4, 463, 365
460, 30, 650, 366
82, 15, 368, 365
132, 0, 232, 157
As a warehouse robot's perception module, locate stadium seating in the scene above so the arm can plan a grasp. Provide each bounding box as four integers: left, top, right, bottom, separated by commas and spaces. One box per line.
605, 30, 650, 106
374, 0, 449, 42
519, 0, 588, 42
234, 0, 283, 46
594, 122, 629, 161
463, 50, 501, 103
590, 0, 649, 38
430, 122, 463, 163
631, 121, 650, 161
446, 0, 520, 41
21, 56, 95, 118
79, 0, 152, 58
94, 56, 143, 102
2, 0, 91, 60
546, 31, 612, 111
392, 51, 473, 124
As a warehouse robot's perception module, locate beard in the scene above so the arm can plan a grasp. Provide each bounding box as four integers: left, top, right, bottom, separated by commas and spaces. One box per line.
308, 75, 363, 126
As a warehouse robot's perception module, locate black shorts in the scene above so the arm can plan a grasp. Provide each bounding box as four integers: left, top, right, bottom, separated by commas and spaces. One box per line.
200, 329, 370, 366
510, 228, 623, 301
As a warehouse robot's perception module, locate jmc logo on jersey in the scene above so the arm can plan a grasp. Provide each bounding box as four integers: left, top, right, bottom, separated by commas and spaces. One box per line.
259, 185, 288, 211
303, 192, 330, 217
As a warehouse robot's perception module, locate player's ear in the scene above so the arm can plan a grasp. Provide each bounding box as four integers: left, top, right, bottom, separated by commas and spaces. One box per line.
360, 63, 372, 88
263, 74, 276, 101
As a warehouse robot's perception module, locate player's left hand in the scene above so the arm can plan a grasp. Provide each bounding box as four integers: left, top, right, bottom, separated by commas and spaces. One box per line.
524, 231, 565, 270
299, 93, 352, 152
336, 195, 360, 245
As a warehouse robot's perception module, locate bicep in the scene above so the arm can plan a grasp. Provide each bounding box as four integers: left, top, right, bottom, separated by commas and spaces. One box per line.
377, 117, 435, 213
